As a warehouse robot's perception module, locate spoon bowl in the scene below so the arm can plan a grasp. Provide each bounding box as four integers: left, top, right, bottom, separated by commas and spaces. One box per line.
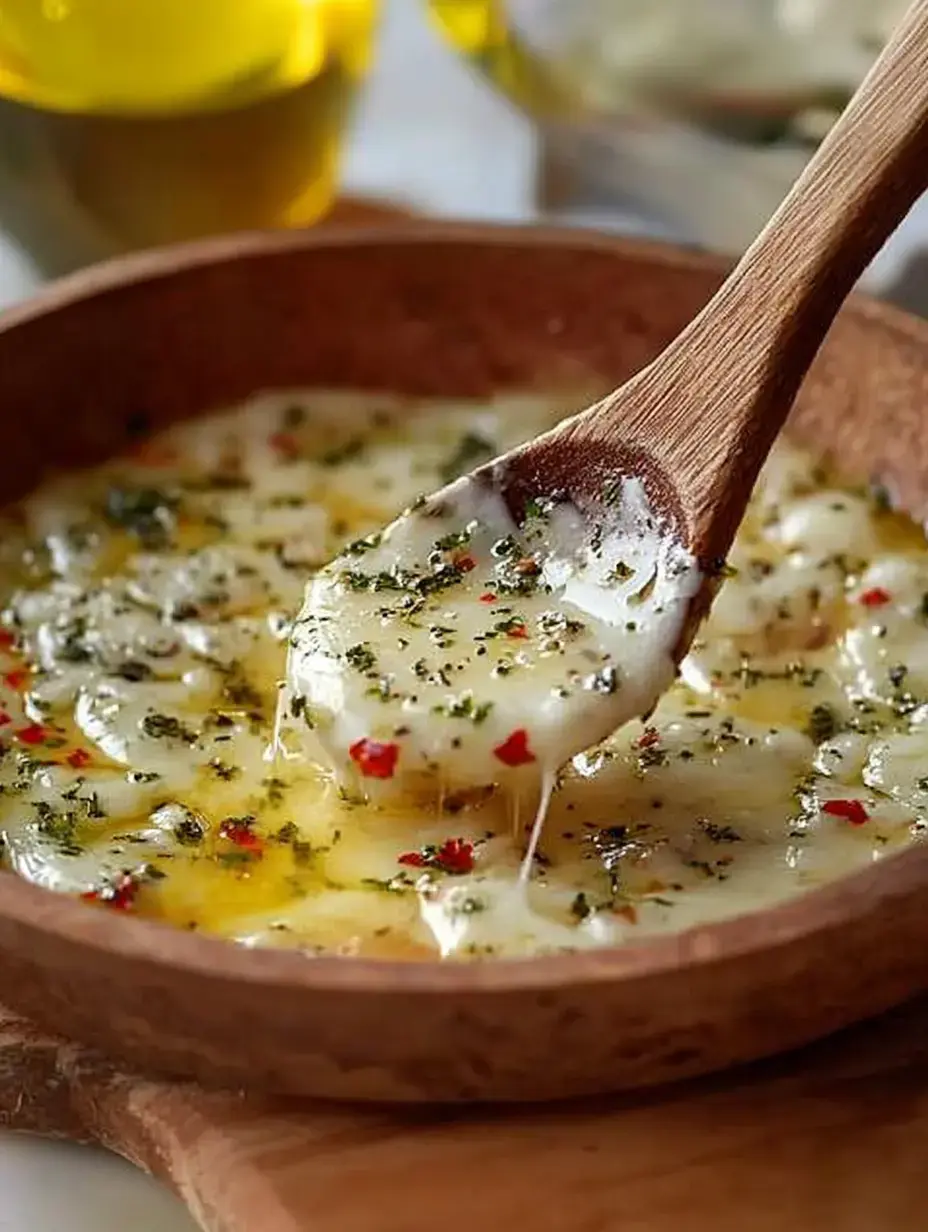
0, 225, 927, 1099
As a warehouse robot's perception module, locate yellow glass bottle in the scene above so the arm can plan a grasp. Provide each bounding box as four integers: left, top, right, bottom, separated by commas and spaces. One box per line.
0, 0, 378, 274
426, 1, 564, 115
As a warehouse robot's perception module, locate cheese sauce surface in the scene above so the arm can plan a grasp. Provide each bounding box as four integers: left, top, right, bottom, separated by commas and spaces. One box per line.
0, 389, 925, 960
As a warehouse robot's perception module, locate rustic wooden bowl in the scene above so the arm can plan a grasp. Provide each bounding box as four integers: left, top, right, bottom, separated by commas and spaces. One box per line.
2, 223, 928, 1104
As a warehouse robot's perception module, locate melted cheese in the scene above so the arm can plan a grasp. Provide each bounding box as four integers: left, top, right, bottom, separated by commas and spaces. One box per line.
0, 389, 924, 961
283, 473, 700, 806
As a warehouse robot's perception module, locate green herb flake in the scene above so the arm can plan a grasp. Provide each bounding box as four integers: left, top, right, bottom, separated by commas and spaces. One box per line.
103, 485, 178, 549
570, 892, 592, 921
141, 712, 197, 744
346, 642, 377, 673
805, 703, 839, 744
438, 432, 495, 485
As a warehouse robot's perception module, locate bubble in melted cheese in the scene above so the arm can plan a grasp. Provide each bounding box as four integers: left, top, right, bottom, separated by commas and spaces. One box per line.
0, 388, 924, 962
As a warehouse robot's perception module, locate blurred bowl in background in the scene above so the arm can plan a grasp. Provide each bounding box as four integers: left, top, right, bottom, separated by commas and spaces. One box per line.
427, 0, 908, 254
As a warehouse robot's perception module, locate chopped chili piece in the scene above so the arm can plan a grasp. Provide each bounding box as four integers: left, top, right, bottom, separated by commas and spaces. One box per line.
81, 873, 138, 911
269, 431, 300, 460
435, 837, 475, 873
822, 798, 869, 825
0, 712, 10, 727
0, 630, 16, 649
4, 668, 29, 690
16, 723, 46, 745
636, 726, 660, 750
219, 818, 263, 851
130, 441, 177, 467
66, 748, 92, 769
515, 557, 540, 576
859, 587, 891, 608
479, 592, 497, 604
398, 837, 475, 875
349, 737, 400, 779
506, 623, 528, 640
493, 728, 536, 767
453, 553, 476, 573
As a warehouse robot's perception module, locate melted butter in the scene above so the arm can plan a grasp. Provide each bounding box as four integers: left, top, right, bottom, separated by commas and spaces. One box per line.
0, 388, 925, 961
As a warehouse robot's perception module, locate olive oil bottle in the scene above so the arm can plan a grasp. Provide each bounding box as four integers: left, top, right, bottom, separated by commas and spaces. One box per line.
0, 0, 377, 274
426, 0, 567, 116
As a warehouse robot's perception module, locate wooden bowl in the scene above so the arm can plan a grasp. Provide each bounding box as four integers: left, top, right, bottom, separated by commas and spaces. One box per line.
2, 223, 928, 1104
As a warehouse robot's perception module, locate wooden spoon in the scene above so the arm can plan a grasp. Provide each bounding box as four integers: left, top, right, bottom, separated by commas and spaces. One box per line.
500, 0, 928, 645
285, 0, 928, 803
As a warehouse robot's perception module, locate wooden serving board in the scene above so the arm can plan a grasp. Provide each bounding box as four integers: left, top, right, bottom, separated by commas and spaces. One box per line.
3, 994, 928, 1232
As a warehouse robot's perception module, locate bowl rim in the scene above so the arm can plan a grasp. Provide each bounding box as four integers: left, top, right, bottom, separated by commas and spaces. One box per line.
3, 218, 928, 1000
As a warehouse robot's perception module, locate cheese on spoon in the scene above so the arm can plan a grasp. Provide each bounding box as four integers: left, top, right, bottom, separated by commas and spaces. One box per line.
282, 471, 701, 804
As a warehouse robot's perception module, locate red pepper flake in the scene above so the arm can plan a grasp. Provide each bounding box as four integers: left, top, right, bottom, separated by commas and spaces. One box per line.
435, 838, 475, 874
822, 798, 869, 826
130, 441, 177, 467
635, 726, 660, 750
349, 737, 400, 779
453, 553, 476, 573
506, 623, 528, 640
515, 556, 540, 576
0, 712, 11, 727
15, 723, 46, 745
493, 728, 536, 767
4, 668, 29, 690
269, 431, 300, 460
859, 587, 891, 608
0, 630, 16, 649
479, 592, 497, 604
398, 837, 475, 875
66, 748, 92, 769
219, 818, 264, 851
81, 873, 139, 911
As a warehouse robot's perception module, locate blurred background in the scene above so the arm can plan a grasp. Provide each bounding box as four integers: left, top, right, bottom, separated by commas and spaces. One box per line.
0, 0, 925, 309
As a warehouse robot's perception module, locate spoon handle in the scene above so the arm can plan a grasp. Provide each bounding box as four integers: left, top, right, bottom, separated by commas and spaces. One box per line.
585, 0, 928, 553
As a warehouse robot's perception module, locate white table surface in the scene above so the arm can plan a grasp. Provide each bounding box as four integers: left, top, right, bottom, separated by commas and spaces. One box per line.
2, 3, 928, 1228
0, 3, 533, 1229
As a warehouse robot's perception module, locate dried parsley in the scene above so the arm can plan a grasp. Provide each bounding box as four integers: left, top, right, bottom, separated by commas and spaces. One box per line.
103, 485, 178, 549
438, 432, 495, 485
570, 892, 592, 921
141, 712, 197, 744
805, 703, 839, 744
346, 643, 377, 673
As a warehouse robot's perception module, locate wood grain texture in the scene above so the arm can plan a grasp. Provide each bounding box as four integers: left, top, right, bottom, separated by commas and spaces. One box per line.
534, 0, 928, 578
5, 995, 928, 1232
2, 224, 928, 1101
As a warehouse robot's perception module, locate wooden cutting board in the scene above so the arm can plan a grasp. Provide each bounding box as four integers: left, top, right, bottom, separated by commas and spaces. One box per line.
3, 993, 928, 1232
